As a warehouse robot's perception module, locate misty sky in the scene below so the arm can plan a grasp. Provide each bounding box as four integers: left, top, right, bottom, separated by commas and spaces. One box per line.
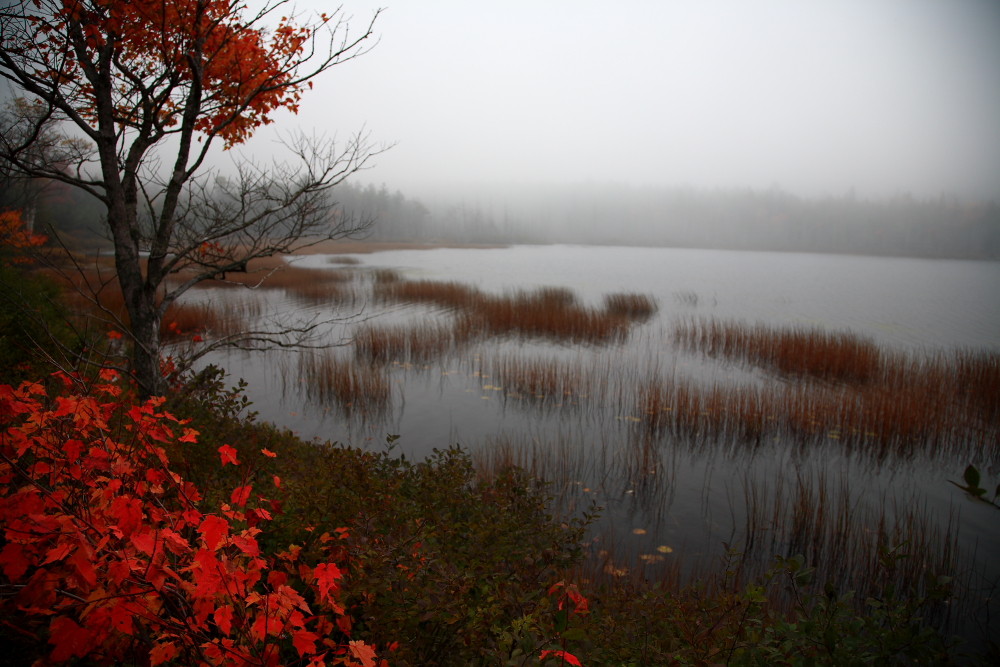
260, 0, 1000, 200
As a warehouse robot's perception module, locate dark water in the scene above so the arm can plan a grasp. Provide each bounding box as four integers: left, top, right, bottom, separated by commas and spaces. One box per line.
193, 244, 1000, 642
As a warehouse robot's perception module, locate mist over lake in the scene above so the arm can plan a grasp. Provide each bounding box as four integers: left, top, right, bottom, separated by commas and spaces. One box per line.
187, 243, 1000, 645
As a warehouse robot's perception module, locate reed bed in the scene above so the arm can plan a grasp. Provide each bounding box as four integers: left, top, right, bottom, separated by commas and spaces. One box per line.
661, 318, 999, 461
635, 373, 994, 463
374, 278, 479, 310
736, 469, 961, 628
353, 321, 467, 365
604, 292, 659, 320
675, 318, 883, 384
471, 429, 963, 630
197, 262, 356, 295
297, 351, 390, 415
160, 301, 250, 342
252, 266, 353, 290
372, 268, 402, 284
465, 288, 631, 344
486, 355, 589, 402
374, 278, 654, 345
288, 282, 347, 306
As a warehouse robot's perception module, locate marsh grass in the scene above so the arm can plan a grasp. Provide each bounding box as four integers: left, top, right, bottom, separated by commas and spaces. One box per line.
160, 300, 251, 342
485, 355, 588, 403
735, 469, 961, 627
374, 277, 653, 345
372, 268, 402, 284
297, 350, 391, 415
327, 255, 361, 265
662, 318, 999, 462
468, 288, 631, 344
635, 377, 991, 463
374, 278, 478, 310
475, 428, 963, 636
605, 292, 659, 321
353, 321, 466, 365
288, 282, 348, 306
675, 318, 883, 383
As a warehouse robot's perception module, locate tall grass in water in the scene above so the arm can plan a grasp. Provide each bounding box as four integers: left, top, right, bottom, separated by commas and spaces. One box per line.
353, 322, 466, 365
160, 300, 252, 342
636, 374, 993, 462
735, 468, 960, 630
288, 282, 347, 306
297, 351, 390, 415
675, 318, 882, 384
374, 279, 478, 310
375, 277, 654, 345
486, 355, 588, 402
472, 430, 962, 634
604, 293, 658, 321
468, 287, 631, 344
664, 318, 999, 461
327, 255, 361, 265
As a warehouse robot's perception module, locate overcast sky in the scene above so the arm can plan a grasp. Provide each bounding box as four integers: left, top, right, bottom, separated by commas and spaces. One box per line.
263, 0, 1000, 200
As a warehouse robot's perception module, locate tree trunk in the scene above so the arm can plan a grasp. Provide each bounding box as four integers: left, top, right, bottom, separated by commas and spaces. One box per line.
127, 291, 167, 398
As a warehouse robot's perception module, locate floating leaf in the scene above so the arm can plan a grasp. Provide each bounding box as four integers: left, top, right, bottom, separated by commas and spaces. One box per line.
964, 464, 981, 489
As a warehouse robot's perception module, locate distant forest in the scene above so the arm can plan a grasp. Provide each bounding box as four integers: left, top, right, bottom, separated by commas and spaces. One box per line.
5, 175, 1000, 260
333, 181, 1000, 260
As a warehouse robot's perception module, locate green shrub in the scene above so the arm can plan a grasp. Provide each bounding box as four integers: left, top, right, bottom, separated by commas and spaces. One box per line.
166, 367, 594, 665
0, 264, 73, 384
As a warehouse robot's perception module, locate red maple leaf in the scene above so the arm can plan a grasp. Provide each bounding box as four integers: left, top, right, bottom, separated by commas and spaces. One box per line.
540, 649, 583, 666
218, 444, 240, 466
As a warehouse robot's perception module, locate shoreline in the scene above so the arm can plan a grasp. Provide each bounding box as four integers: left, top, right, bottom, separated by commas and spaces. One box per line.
291, 238, 507, 255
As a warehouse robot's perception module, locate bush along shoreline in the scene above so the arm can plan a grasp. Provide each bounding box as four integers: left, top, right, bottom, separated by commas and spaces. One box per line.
1, 362, 991, 665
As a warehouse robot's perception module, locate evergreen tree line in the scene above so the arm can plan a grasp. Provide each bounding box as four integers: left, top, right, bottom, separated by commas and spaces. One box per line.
6, 174, 999, 260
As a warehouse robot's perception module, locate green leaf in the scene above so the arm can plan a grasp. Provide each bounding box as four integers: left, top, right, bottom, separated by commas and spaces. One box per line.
560, 627, 587, 641
964, 464, 981, 489
553, 608, 569, 633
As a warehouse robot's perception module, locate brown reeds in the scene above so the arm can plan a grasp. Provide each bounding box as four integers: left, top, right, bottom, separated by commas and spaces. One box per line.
736, 468, 960, 625
297, 351, 390, 414
353, 322, 465, 365
289, 282, 347, 306
465, 288, 630, 344
195, 260, 356, 295
675, 318, 882, 384
160, 300, 252, 342
327, 255, 361, 265
636, 348, 998, 463
374, 279, 478, 310
487, 355, 587, 401
372, 268, 402, 284
373, 278, 640, 345
604, 292, 658, 320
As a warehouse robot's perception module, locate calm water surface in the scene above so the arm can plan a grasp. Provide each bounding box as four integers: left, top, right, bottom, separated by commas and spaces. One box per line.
198, 245, 999, 639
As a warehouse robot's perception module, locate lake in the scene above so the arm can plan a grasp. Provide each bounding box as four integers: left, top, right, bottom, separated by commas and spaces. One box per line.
191, 244, 1000, 642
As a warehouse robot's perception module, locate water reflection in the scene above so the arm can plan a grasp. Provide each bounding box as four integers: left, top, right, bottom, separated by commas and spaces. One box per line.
190, 245, 999, 640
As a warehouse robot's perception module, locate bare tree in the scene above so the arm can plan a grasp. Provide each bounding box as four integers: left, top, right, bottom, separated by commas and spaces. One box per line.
0, 0, 385, 396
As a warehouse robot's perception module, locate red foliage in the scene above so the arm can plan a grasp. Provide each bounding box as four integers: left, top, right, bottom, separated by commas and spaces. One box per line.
540, 649, 583, 666
0, 210, 46, 263
0, 374, 380, 666
19, 0, 321, 149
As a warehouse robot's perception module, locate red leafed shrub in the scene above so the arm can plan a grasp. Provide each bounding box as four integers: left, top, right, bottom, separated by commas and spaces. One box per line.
0, 373, 381, 666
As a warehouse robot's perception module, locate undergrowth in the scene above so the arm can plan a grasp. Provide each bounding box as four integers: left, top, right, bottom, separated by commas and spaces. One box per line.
159, 367, 984, 666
